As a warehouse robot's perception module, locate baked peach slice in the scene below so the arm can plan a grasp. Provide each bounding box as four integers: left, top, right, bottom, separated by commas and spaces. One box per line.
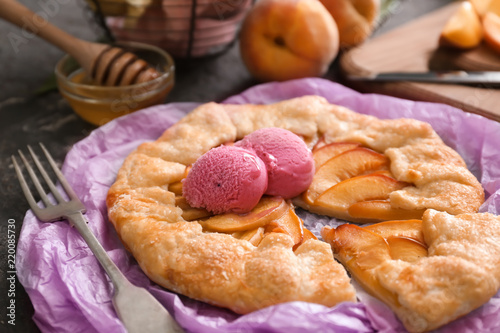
314, 173, 408, 218
233, 206, 311, 248
364, 219, 424, 244
304, 147, 389, 204
312, 136, 328, 151
265, 207, 304, 247
175, 196, 212, 221
233, 227, 266, 247
169, 182, 183, 196
363, 218, 427, 262
301, 228, 317, 242
169, 165, 191, 196
322, 222, 428, 306
348, 200, 425, 221
322, 224, 399, 305
312, 142, 360, 169
386, 236, 428, 263
200, 196, 288, 233
293, 228, 318, 250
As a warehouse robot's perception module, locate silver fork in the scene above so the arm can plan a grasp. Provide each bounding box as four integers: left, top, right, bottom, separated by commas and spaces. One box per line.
12, 143, 184, 333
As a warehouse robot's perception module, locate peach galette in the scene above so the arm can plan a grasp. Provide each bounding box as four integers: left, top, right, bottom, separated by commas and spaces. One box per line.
107, 96, 491, 330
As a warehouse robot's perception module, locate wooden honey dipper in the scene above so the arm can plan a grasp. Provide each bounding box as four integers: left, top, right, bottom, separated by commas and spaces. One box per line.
0, 0, 160, 86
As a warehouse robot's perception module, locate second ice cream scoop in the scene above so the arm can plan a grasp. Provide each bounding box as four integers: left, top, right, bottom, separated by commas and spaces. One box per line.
236, 127, 315, 198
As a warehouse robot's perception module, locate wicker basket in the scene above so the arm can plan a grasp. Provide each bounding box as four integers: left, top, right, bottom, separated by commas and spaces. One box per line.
86, 0, 253, 58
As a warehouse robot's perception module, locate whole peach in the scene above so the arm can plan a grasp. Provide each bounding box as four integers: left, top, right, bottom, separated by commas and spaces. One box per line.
239, 0, 339, 82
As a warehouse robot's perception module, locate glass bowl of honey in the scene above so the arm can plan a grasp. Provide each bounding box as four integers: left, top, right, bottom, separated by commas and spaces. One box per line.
55, 41, 175, 126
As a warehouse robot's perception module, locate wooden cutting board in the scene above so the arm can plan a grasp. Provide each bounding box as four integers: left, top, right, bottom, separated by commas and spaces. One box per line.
341, 2, 500, 122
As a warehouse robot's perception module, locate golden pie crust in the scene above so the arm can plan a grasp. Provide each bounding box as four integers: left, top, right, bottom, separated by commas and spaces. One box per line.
107, 96, 487, 321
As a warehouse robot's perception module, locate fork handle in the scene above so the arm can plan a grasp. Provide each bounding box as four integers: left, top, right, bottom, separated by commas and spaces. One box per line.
66, 212, 129, 289
66, 212, 184, 333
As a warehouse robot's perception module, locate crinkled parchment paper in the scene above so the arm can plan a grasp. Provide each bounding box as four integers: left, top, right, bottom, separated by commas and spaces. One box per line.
17, 78, 500, 333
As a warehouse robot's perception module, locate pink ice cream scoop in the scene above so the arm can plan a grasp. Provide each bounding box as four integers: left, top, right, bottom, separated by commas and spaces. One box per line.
235, 127, 315, 198
183, 145, 268, 214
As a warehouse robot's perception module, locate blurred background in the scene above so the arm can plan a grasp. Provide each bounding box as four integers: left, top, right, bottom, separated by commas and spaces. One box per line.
0, 0, 456, 102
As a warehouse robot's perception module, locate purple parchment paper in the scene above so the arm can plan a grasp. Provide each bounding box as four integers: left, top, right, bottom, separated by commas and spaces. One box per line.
17, 78, 500, 333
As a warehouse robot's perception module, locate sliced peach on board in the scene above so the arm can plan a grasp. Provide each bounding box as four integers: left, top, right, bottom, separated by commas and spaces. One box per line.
304, 148, 389, 204
314, 173, 408, 213
439, 1, 483, 49
322, 224, 399, 306
470, 0, 492, 17
265, 207, 304, 247
387, 236, 428, 263
175, 196, 212, 221
483, 11, 500, 54
364, 219, 425, 244
200, 196, 288, 233
312, 142, 360, 169
488, 0, 500, 16
348, 200, 425, 222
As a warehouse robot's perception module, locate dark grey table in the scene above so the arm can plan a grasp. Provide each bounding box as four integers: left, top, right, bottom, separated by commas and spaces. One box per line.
0, 1, 454, 332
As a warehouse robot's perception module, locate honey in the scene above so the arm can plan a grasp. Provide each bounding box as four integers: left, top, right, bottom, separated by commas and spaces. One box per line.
55, 42, 175, 126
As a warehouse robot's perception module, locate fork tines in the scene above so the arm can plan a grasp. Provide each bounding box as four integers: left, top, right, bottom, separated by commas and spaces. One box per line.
12, 143, 85, 222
